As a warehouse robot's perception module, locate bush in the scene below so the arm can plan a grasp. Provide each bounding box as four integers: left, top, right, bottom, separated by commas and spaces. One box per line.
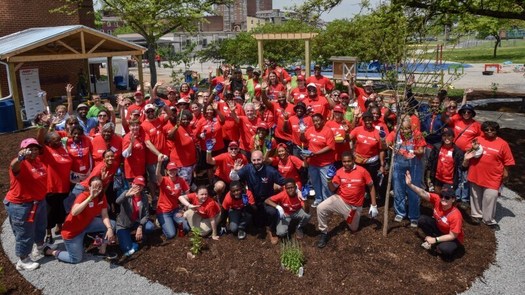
280, 239, 305, 276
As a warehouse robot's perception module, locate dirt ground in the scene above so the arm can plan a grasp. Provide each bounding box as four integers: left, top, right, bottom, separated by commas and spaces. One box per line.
0, 95, 523, 294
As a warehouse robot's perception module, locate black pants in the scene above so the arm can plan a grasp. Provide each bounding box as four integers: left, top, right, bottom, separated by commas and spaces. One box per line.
46, 193, 68, 230
253, 201, 277, 229
418, 215, 461, 258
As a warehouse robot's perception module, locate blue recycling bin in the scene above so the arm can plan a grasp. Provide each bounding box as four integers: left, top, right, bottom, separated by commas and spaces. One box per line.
0, 99, 17, 133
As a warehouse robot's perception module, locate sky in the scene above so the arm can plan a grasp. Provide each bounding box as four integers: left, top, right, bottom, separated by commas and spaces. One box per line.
273, 0, 379, 21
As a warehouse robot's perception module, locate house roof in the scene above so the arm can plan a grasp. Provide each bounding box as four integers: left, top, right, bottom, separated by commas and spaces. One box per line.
0, 25, 146, 62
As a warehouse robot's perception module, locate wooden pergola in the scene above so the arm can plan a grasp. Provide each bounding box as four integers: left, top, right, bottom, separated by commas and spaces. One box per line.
0, 25, 146, 129
252, 33, 318, 77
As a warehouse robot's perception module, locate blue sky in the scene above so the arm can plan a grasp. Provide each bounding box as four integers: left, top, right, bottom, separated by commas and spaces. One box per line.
273, 0, 379, 21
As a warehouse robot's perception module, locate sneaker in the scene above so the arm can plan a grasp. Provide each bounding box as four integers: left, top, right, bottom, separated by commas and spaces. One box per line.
295, 228, 304, 240
42, 246, 54, 257
124, 248, 136, 257
317, 233, 328, 249
16, 257, 40, 271
93, 251, 118, 260
311, 201, 321, 208
421, 241, 431, 250
394, 215, 403, 222
410, 220, 418, 228
132, 242, 139, 252
237, 229, 247, 240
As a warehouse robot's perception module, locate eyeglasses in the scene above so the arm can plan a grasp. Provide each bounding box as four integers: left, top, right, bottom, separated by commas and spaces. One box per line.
145, 110, 155, 113
229, 147, 239, 150
447, 105, 457, 109
484, 128, 496, 132
98, 114, 107, 117
441, 195, 454, 200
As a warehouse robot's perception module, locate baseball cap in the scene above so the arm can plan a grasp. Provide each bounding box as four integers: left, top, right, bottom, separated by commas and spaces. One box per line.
333, 105, 345, 113
257, 122, 269, 130
134, 91, 143, 97
228, 141, 239, 148
76, 103, 88, 110
293, 102, 307, 112
168, 89, 177, 94
144, 104, 155, 111
297, 75, 305, 81
458, 104, 476, 117
166, 162, 178, 171
306, 83, 317, 89
133, 176, 146, 186
340, 93, 350, 99
294, 66, 302, 71
20, 138, 41, 149
177, 98, 189, 104
364, 80, 374, 87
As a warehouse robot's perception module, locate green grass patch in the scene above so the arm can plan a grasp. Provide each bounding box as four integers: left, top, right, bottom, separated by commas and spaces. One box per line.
443, 39, 525, 64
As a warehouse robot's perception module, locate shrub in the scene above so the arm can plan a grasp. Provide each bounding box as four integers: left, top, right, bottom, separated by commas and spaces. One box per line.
280, 238, 305, 276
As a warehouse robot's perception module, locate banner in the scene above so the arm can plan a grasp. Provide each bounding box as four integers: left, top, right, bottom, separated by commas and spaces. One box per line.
19, 68, 44, 121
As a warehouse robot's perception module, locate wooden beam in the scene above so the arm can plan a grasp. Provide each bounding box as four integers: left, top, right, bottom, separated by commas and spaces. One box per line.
56, 40, 80, 54
88, 39, 105, 54
8, 51, 144, 62
252, 33, 318, 41
14, 63, 24, 71
107, 56, 115, 95
81, 31, 86, 54
8, 63, 23, 130
257, 40, 264, 71
305, 39, 311, 78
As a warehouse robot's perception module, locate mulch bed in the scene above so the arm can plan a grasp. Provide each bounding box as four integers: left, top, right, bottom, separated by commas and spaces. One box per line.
0, 93, 523, 294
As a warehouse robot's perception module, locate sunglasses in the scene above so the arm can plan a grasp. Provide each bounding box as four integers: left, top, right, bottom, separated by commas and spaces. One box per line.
98, 114, 107, 117
447, 105, 457, 109
229, 147, 239, 150
145, 110, 155, 113
461, 110, 473, 114
484, 128, 496, 132
441, 195, 454, 200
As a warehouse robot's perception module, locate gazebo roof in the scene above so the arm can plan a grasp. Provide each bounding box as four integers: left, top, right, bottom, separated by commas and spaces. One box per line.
0, 25, 146, 62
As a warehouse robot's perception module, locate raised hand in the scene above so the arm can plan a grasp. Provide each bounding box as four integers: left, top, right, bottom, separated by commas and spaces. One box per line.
205, 139, 215, 151
326, 165, 337, 179
66, 84, 74, 93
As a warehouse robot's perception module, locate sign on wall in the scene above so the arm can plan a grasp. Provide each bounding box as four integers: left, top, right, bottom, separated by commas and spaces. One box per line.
19, 68, 44, 121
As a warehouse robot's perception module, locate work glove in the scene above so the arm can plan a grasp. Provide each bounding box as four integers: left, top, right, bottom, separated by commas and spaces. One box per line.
369, 204, 378, 218
205, 139, 215, 151
275, 205, 285, 219
326, 165, 337, 179
242, 194, 249, 206
264, 139, 272, 150
379, 126, 386, 139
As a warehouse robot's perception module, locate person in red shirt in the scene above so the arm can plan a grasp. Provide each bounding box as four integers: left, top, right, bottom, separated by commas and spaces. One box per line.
447, 104, 482, 205
262, 88, 295, 143
89, 108, 116, 138
180, 186, 221, 239
348, 77, 377, 113
66, 125, 93, 185
290, 75, 308, 104
463, 121, 515, 228
317, 152, 378, 248
206, 141, 248, 197
5, 138, 49, 271
304, 83, 330, 118
36, 129, 73, 245
156, 160, 190, 239
387, 116, 427, 226
218, 92, 245, 145
165, 110, 198, 186
264, 71, 286, 100
122, 119, 148, 181
282, 102, 313, 157
306, 65, 334, 94
300, 113, 336, 207
269, 143, 306, 189
91, 122, 123, 166
179, 82, 194, 101
249, 122, 277, 157
263, 60, 291, 85
325, 105, 352, 165
230, 102, 261, 157
427, 128, 465, 195
405, 172, 464, 259
125, 91, 147, 122
221, 181, 256, 239
43, 177, 116, 263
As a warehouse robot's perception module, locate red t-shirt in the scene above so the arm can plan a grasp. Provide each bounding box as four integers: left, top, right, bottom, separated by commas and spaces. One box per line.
271, 102, 295, 141
325, 120, 351, 161
213, 152, 248, 183
126, 102, 146, 122
269, 190, 304, 215
429, 193, 464, 244
266, 83, 286, 100
350, 126, 382, 158
190, 114, 206, 133
271, 156, 303, 189
165, 124, 198, 167
222, 190, 255, 210
306, 75, 334, 93
332, 165, 372, 206
263, 67, 291, 83
449, 114, 482, 151
41, 145, 73, 193
286, 115, 313, 146
258, 108, 275, 127
66, 137, 92, 174
5, 158, 47, 203
304, 96, 330, 118
304, 125, 336, 167
435, 145, 454, 184
61, 192, 107, 240
218, 102, 245, 142
157, 176, 189, 213
91, 135, 123, 167
290, 87, 308, 104
79, 161, 119, 190
354, 86, 369, 112
237, 116, 261, 151
188, 193, 220, 219
195, 117, 225, 152
142, 117, 169, 164
467, 136, 515, 190
122, 131, 146, 180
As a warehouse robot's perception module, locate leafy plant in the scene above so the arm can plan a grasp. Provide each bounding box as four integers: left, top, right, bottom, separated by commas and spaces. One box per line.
189, 227, 203, 256
280, 239, 305, 276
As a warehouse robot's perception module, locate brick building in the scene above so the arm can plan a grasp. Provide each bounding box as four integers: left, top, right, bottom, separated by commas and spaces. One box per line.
215, 0, 272, 31
0, 0, 95, 102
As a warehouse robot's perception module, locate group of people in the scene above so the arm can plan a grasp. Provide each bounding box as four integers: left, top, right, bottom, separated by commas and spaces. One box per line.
4, 62, 515, 271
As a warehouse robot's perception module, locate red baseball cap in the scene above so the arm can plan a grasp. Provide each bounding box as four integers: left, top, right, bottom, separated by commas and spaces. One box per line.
133, 176, 146, 186
228, 141, 239, 148
20, 138, 41, 149
333, 105, 345, 113
134, 91, 143, 97
257, 122, 269, 130
166, 162, 178, 171
297, 75, 305, 81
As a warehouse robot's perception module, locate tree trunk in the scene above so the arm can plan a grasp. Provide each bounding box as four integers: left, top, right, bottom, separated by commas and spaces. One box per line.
493, 35, 501, 58
147, 41, 157, 86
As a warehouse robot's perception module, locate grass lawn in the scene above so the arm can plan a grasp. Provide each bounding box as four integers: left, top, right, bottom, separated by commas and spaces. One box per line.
443, 39, 525, 64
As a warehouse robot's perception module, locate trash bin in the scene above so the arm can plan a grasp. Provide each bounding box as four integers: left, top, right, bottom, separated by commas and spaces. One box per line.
0, 99, 17, 133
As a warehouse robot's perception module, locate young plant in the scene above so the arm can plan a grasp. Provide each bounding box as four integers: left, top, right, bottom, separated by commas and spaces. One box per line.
280, 238, 305, 276
189, 227, 203, 256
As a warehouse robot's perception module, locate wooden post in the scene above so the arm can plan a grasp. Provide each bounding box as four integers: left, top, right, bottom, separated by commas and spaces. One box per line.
305, 39, 311, 78
257, 40, 264, 70
136, 55, 144, 92
8, 63, 23, 130
107, 56, 115, 95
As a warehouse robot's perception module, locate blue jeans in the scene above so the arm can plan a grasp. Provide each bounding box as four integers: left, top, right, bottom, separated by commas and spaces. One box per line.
455, 168, 470, 203
309, 164, 332, 203
4, 200, 47, 257
392, 156, 422, 221
228, 209, 252, 233
64, 183, 86, 214
157, 209, 189, 239
116, 221, 155, 253
57, 217, 115, 264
